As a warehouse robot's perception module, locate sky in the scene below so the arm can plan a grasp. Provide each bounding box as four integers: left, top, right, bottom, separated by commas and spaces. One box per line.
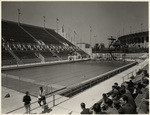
2, 1, 148, 47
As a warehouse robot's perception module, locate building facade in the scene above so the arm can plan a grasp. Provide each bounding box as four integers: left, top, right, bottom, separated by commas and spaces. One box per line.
77, 42, 92, 55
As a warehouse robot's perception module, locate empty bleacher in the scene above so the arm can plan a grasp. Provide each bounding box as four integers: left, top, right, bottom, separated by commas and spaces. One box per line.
39, 50, 59, 62
2, 42, 17, 66
46, 28, 74, 46
2, 21, 35, 43
13, 50, 41, 64
2, 20, 89, 66
55, 50, 72, 60
21, 24, 61, 45
2, 50, 17, 66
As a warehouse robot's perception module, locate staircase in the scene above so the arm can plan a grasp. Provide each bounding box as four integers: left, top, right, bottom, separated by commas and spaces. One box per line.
34, 53, 45, 62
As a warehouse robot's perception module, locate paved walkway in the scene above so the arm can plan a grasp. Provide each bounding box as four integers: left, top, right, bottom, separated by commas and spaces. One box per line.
2, 58, 148, 114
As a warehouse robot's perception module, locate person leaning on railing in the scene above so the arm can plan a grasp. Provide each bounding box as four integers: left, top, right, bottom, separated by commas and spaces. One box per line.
38, 87, 46, 106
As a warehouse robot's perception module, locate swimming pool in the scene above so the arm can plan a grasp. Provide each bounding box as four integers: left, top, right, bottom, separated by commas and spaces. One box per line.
2, 60, 131, 87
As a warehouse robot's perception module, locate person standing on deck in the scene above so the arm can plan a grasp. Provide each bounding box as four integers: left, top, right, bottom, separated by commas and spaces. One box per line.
38, 87, 46, 106
23, 91, 31, 114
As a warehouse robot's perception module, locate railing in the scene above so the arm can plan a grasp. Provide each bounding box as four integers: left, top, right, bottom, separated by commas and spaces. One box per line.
122, 69, 138, 82
122, 58, 149, 82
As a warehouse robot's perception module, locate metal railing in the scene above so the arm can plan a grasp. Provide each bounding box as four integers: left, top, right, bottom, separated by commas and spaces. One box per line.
122, 58, 149, 82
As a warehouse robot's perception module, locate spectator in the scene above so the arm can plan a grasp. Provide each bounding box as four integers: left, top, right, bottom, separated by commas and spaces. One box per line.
80, 102, 91, 114
120, 85, 131, 95
118, 95, 137, 114
132, 83, 144, 99
139, 89, 149, 114
101, 93, 113, 108
38, 87, 46, 106
107, 86, 119, 100
142, 78, 149, 87
23, 91, 31, 114
120, 86, 137, 112
114, 82, 120, 91
126, 80, 135, 94
92, 103, 107, 114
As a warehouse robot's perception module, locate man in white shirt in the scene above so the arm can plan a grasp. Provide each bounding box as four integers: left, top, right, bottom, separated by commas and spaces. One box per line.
38, 87, 46, 106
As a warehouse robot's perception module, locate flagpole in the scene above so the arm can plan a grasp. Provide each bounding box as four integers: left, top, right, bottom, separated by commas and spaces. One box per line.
56, 18, 59, 33
123, 28, 124, 35
17, 9, 21, 25
90, 26, 92, 48
141, 23, 143, 32
130, 26, 132, 34
74, 31, 75, 45
43, 16, 45, 28
94, 35, 97, 45
62, 25, 64, 36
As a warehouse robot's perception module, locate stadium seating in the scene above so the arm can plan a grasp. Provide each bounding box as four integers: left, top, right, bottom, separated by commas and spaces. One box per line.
55, 50, 73, 60
2, 20, 89, 66
2, 21, 35, 43
46, 28, 74, 46
13, 50, 41, 64
39, 50, 59, 62
2, 50, 17, 66
21, 24, 61, 45
2, 43, 17, 66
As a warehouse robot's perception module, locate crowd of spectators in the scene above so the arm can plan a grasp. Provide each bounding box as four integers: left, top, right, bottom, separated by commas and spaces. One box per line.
80, 69, 149, 114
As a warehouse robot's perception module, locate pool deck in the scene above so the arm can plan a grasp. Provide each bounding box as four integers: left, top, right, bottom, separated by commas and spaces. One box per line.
2, 58, 148, 114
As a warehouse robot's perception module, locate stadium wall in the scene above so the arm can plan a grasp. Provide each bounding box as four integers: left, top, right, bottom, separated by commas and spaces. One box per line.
118, 31, 149, 48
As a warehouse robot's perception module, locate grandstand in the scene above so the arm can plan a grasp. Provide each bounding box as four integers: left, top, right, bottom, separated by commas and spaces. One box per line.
118, 31, 149, 53
2, 20, 89, 66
